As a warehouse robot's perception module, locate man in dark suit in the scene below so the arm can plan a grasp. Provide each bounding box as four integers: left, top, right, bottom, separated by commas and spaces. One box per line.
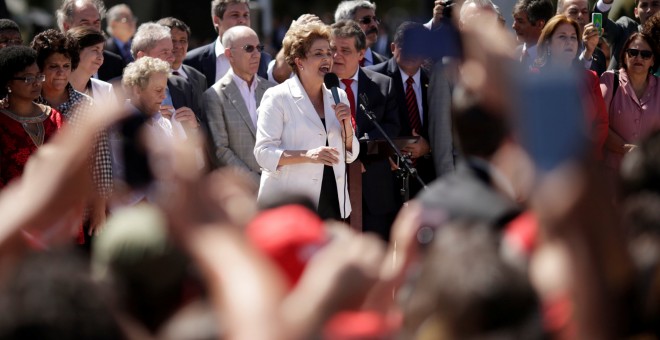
157, 17, 207, 122
183, 0, 270, 88
105, 4, 136, 64
334, 0, 388, 66
202, 26, 275, 185
368, 22, 441, 198
331, 20, 400, 241
56, 0, 125, 81
416, 93, 521, 232
132, 23, 201, 128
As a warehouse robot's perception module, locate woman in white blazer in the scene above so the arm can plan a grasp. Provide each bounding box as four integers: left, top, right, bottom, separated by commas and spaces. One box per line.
254, 23, 359, 220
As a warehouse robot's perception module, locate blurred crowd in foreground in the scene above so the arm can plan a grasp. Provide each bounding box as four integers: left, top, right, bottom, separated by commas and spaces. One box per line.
1, 0, 660, 338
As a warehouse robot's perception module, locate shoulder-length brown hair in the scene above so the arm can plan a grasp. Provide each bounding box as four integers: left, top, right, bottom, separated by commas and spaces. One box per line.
282, 22, 331, 75
534, 14, 582, 68
619, 32, 659, 74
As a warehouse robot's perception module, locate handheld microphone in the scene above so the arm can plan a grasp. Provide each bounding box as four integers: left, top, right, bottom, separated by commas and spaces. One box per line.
323, 72, 341, 104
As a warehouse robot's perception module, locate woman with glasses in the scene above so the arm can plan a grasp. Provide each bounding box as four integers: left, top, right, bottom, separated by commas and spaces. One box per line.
533, 14, 609, 159
254, 22, 359, 221
0, 46, 63, 189
600, 32, 660, 172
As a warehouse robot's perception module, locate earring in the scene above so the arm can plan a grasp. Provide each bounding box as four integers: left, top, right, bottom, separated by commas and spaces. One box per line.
7, 87, 11, 93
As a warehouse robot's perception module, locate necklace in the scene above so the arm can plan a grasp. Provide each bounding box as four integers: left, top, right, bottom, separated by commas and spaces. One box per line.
1, 105, 51, 147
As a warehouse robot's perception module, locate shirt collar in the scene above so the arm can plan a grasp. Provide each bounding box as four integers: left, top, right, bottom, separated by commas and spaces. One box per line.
229, 68, 257, 91
398, 67, 421, 85
363, 48, 373, 64
215, 36, 225, 58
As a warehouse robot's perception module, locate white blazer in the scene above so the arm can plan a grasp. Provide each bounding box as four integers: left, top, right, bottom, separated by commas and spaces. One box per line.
90, 78, 118, 110
254, 75, 359, 217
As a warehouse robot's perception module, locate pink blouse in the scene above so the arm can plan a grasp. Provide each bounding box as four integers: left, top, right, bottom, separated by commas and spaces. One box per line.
600, 69, 660, 170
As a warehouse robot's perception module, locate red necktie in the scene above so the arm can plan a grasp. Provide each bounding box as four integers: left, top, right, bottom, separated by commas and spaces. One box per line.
406, 77, 421, 166
340, 79, 357, 131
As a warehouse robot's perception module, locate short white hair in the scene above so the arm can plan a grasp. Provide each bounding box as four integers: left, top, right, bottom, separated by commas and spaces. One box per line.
56, 0, 106, 32
131, 22, 171, 59
122, 56, 170, 90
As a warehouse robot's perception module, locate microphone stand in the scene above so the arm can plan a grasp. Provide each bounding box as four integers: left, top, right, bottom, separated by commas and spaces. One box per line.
359, 94, 426, 202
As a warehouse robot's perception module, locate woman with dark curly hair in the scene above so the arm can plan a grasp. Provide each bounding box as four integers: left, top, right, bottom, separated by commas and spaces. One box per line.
31, 29, 112, 239
0, 46, 63, 189
30, 29, 93, 125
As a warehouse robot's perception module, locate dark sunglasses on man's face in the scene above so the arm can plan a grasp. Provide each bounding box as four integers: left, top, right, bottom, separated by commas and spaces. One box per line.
239, 44, 264, 53
626, 48, 653, 60
358, 16, 380, 25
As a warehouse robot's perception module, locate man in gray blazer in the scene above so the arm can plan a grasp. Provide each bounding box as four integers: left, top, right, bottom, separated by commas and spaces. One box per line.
202, 26, 276, 184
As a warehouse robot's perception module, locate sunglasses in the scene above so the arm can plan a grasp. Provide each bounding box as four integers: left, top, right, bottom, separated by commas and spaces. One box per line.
358, 16, 380, 25
11, 74, 46, 84
235, 44, 264, 53
626, 48, 653, 60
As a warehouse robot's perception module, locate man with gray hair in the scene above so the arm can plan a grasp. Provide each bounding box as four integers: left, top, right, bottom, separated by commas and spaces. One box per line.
202, 25, 276, 185
184, 0, 270, 88
105, 3, 137, 64
132, 22, 202, 135
334, 0, 388, 66
56, 0, 125, 81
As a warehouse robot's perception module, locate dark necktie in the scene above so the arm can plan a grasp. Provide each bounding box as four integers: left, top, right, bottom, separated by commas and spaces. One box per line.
406, 76, 421, 166
172, 70, 181, 76
123, 43, 134, 62
340, 79, 357, 131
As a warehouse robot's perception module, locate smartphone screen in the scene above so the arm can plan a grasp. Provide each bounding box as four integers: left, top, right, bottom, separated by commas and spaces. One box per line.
592, 13, 603, 36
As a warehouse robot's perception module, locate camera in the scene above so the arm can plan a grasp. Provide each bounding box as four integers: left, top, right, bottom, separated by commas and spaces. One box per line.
442, 0, 455, 20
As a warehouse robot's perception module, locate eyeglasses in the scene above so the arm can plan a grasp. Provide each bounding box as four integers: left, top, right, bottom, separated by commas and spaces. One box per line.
11, 74, 46, 84
234, 44, 264, 53
626, 48, 653, 60
358, 16, 380, 25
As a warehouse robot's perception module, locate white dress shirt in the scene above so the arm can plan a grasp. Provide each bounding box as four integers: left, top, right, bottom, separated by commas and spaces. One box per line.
214, 37, 231, 83
230, 69, 259, 128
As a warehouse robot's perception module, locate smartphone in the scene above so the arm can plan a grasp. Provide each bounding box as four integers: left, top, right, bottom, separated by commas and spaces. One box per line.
592, 13, 603, 36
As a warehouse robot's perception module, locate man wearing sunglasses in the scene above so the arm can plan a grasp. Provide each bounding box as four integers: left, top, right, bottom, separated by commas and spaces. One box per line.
335, 0, 389, 67
202, 26, 275, 185
184, 0, 271, 89
593, 0, 660, 70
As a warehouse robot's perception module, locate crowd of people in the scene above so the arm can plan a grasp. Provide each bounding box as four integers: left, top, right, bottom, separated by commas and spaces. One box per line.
0, 0, 660, 338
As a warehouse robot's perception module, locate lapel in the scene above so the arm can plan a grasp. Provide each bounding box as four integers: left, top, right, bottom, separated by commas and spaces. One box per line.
356, 68, 370, 134
219, 73, 257, 136
255, 76, 269, 107
288, 75, 324, 131
204, 42, 217, 85
420, 68, 429, 128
